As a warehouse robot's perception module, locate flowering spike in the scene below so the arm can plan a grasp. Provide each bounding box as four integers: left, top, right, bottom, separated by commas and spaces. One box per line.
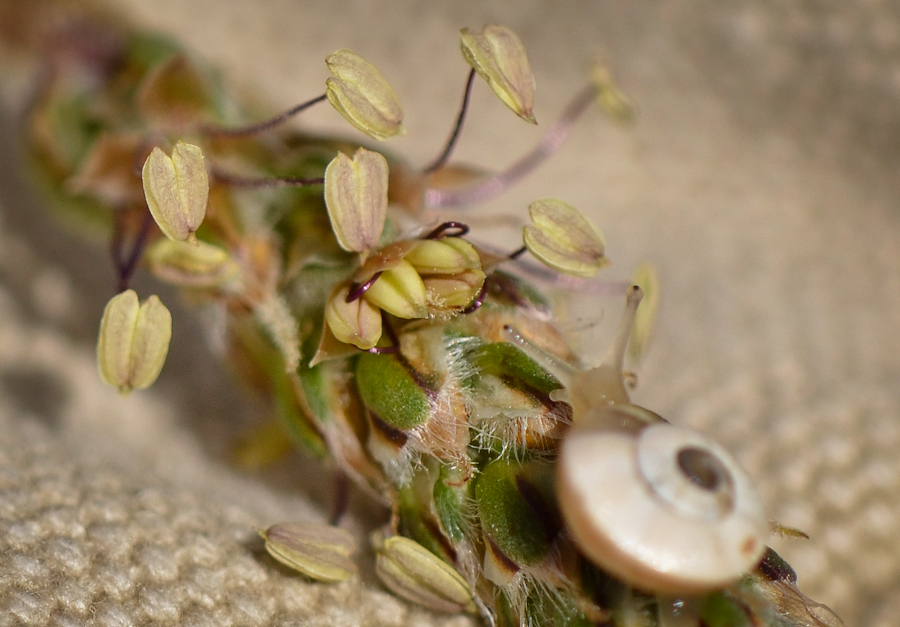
24, 14, 838, 626
97, 290, 172, 395
325, 49, 405, 140
523, 198, 608, 277
460, 25, 536, 124
142, 142, 209, 243
324, 148, 389, 254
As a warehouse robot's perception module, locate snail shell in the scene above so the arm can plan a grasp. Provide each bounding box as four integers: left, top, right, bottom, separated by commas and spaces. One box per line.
557, 419, 768, 595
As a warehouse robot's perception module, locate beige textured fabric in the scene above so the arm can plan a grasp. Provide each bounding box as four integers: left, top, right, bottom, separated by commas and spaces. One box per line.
1, 1, 899, 625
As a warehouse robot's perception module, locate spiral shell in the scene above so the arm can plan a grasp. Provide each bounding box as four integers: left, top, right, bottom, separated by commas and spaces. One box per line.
557, 421, 768, 595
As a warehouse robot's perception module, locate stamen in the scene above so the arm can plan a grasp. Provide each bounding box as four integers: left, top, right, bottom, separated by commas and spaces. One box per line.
346, 271, 383, 302
367, 345, 399, 355
423, 221, 470, 239
112, 209, 154, 292
425, 84, 596, 208
201, 93, 328, 137
462, 280, 488, 314
422, 69, 476, 174
507, 245, 527, 260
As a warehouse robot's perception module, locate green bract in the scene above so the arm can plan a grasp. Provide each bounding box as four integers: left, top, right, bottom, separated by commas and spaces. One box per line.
476, 459, 556, 571
356, 352, 430, 430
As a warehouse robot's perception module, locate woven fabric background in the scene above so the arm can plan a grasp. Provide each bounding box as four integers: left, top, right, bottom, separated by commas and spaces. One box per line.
1, 1, 898, 626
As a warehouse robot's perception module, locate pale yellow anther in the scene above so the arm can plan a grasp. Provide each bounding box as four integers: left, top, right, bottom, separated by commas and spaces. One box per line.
97, 290, 172, 395
325, 284, 383, 350
260, 522, 358, 583
325, 49, 405, 140
590, 58, 637, 125
324, 148, 389, 255
142, 142, 209, 243
372, 531, 476, 614
523, 198, 608, 277
460, 25, 536, 124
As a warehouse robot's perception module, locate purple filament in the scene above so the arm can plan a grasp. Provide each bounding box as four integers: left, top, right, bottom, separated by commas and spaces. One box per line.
462, 280, 489, 314
346, 271, 383, 303
424, 221, 470, 240
367, 345, 399, 355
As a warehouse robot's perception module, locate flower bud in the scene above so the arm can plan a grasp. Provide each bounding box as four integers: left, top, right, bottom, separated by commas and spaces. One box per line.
372, 531, 476, 614
260, 522, 357, 583
325, 49, 405, 140
404, 238, 482, 275
97, 290, 172, 395
361, 259, 428, 319
460, 25, 536, 124
142, 142, 209, 243
146, 238, 239, 288
325, 284, 383, 350
423, 269, 485, 310
523, 198, 608, 277
324, 148, 389, 254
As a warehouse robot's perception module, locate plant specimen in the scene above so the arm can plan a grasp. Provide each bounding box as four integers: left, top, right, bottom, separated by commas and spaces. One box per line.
4, 4, 843, 626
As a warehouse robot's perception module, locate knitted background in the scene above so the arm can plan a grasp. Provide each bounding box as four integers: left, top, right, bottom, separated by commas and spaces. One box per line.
1, 1, 898, 626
